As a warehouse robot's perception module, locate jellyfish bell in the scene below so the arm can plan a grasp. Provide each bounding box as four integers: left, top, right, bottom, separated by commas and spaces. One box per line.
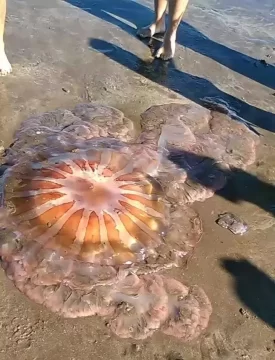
1, 144, 168, 267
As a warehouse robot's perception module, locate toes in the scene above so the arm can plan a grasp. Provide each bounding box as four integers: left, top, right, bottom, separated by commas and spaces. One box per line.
155, 47, 164, 58
162, 53, 173, 61
0, 67, 12, 76
0, 55, 12, 76
155, 47, 173, 61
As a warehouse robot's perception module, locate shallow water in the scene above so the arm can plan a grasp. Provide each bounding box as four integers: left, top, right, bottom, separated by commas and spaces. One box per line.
64, 0, 275, 132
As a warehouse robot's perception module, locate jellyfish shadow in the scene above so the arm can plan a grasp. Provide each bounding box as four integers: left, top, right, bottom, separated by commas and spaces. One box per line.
221, 258, 275, 329
88, 38, 275, 133
64, 0, 275, 90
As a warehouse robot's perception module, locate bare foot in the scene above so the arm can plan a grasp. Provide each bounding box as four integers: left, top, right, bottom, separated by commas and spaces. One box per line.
137, 21, 166, 39
155, 34, 176, 60
0, 48, 12, 76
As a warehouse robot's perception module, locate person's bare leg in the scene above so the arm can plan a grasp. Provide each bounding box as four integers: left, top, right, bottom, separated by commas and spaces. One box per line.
137, 0, 167, 38
0, 0, 12, 76
156, 0, 189, 60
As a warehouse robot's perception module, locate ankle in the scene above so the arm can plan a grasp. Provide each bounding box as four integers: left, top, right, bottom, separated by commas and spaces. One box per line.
157, 16, 166, 26
164, 28, 176, 41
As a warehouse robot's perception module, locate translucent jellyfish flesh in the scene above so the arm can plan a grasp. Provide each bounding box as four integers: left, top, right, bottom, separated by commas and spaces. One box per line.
108, 274, 212, 341
141, 103, 259, 204
0, 102, 258, 342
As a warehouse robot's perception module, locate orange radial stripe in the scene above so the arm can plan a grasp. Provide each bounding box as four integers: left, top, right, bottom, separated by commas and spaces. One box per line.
38, 168, 66, 179
32, 192, 65, 207
80, 211, 102, 255
88, 161, 98, 171
54, 162, 73, 174
103, 212, 136, 263
119, 201, 161, 230
116, 172, 145, 182
102, 168, 113, 177
122, 194, 163, 212
9, 192, 65, 216
28, 180, 62, 190
53, 209, 84, 248
28, 201, 75, 228
119, 212, 156, 247
103, 212, 130, 252
73, 159, 87, 170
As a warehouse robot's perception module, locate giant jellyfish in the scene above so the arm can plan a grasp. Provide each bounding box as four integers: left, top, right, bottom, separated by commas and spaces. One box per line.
0, 103, 258, 341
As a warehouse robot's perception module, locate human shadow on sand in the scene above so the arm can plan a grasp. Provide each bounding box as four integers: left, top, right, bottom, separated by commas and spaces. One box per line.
221, 258, 275, 329
89, 38, 275, 133
171, 150, 275, 327
65, 0, 275, 90
167, 149, 275, 216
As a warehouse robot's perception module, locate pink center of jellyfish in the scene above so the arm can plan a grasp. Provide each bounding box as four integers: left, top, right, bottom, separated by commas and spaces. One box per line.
5, 148, 166, 264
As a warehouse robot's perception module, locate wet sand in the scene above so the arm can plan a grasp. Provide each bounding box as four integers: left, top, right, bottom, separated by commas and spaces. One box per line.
0, 0, 275, 359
